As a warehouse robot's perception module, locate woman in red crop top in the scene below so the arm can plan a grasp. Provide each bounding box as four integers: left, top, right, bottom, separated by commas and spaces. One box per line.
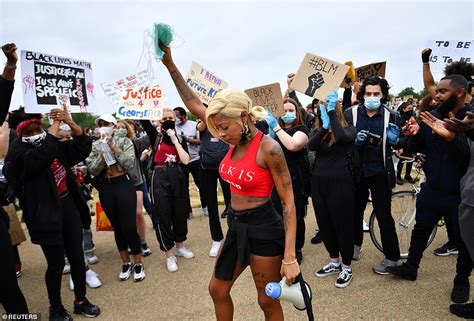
159, 43, 299, 321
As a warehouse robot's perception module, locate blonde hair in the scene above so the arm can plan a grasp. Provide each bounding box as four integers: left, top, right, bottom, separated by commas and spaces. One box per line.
205, 89, 268, 137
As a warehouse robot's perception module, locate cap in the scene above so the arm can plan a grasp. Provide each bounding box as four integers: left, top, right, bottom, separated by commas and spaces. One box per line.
95, 114, 117, 126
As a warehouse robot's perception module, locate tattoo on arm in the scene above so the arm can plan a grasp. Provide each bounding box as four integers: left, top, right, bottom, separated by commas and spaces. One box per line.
269, 145, 291, 190
169, 69, 195, 102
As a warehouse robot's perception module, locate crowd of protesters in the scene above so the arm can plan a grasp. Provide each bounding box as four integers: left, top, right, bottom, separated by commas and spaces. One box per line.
0, 39, 473, 321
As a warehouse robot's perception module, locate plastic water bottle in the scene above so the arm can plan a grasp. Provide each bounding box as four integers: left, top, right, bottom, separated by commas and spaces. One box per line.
100, 140, 116, 166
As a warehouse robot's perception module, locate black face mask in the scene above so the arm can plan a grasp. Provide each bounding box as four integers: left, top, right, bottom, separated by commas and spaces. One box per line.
438, 94, 457, 116
161, 120, 175, 131
255, 120, 269, 135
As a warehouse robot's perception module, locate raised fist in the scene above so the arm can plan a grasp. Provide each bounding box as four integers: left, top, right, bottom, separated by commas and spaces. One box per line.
304, 72, 325, 97
421, 48, 432, 63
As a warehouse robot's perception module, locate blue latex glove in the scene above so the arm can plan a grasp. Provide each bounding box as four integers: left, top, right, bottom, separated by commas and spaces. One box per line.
268, 125, 276, 139
387, 123, 400, 145
265, 109, 279, 130
320, 104, 330, 129
355, 130, 369, 146
325, 89, 338, 112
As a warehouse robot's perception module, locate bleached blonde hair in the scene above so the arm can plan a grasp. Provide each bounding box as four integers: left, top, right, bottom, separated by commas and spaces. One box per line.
205, 89, 268, 138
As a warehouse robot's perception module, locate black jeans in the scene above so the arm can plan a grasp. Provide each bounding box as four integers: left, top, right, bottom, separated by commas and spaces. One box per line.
407, 184, 472, 280
312, 175, 355, 266
40, 194, 86, 308
150, 166, 189, 251
354, 173, 401, 261
182, 160, 207, 213
0, 209, 28, 314
200, 167, 231, 241
98, 175, 141, 255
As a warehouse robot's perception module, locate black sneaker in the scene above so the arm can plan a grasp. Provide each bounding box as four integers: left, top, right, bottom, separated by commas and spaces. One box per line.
133, 263, 146, 282
335, 269, 353, 288
386, 262, 417, 281
451, 279, 470, 304
49, 305, 73, 321
434, 243, 459, 256
141, 243, 152, 256
73, 298, 101, 318
396, 177, 404, 185
450, 302, 474, 319
405, 176, 416, 184
310, 231, 323, 244
315, 262, 342, 278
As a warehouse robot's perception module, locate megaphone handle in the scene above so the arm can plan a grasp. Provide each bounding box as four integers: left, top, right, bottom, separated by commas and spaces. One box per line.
297, 274, 314, 321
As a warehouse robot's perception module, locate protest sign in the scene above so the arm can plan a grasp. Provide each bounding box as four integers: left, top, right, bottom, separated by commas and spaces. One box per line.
20, 50, 96, 113
425, 40, 473, 73
117, 85, 165, 120
355, 61, 386, 81
102, 71, 164, 119
101, 70, 149, 109
291, 53, 349, 101
244, 83, 284, 117
185, 61, 228, 105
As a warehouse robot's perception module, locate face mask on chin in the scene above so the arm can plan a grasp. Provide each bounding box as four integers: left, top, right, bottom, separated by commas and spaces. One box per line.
22, 131, 47, 147
364, 97, 382, 110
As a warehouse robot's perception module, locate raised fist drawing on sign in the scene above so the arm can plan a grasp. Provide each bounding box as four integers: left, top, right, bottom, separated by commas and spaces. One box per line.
305, 72, 325, 97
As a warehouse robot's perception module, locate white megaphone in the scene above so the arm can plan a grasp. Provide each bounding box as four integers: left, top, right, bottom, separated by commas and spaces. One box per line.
265, 277, 312, 310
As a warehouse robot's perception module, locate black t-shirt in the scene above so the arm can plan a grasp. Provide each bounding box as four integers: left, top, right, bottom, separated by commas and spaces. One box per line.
275, 125, 310, 167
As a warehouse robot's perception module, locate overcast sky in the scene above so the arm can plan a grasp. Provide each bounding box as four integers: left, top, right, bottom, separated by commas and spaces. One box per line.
1, 0, 473, 115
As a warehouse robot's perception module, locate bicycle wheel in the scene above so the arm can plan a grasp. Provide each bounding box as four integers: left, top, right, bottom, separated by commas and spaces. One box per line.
369, 190, 437, 259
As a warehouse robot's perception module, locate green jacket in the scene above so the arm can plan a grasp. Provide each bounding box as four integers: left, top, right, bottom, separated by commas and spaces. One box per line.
86, 132, 135, 177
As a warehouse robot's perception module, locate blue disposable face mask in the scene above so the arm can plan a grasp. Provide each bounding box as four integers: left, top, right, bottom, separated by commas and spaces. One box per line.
281, 112, 297, 124
364, 97, 382, 110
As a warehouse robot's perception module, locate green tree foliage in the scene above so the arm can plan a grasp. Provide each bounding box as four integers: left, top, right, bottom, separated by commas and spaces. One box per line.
71, 113, 98, 130
397, 87, 420, 100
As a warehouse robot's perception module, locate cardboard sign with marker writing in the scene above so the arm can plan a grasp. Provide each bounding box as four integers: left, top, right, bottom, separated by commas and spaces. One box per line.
185, 61, 228, 105
355, 61, 386, 81
425, 40, 472, 73
244, 83, 284, 117
292, 53, 349, 100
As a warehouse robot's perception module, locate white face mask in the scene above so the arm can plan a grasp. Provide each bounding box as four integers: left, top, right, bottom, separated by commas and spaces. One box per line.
98, 126, 114, 136
22, 131, 47, 147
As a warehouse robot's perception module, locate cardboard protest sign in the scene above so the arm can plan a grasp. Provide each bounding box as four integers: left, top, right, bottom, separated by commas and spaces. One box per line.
102, 71, 164, 119
244, 83, 284, 117
291, 53, 349, 101
186, 61, 228, 105
355, 61, 386, 81
425, 40, 473, 73
21, 50, 96, 113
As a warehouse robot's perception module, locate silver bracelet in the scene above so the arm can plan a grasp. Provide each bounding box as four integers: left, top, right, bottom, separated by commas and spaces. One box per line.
5, 63, 17, 70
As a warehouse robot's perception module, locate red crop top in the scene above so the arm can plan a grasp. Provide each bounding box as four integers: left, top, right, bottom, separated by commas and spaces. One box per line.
219, 131, 274, 197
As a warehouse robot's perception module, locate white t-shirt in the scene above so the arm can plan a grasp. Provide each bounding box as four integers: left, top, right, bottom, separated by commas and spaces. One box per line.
175, 120, 200, 163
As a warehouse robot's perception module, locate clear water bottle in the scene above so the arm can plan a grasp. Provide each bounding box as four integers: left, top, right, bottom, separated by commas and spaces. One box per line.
100, 140, 116, 166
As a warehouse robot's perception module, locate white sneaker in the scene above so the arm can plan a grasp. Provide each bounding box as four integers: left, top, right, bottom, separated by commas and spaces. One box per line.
175, 246, 195, 259
63, 260, 71, 274
202, 207, 209, 216
209, 241, 222, 257
363, 220, 370, 232
119, 262, 133, 281
133, 263, 145, 282
69, 269, 102, 290
86, 269, 102, 288
166, 256, 178, 272
86, 252, 99, 265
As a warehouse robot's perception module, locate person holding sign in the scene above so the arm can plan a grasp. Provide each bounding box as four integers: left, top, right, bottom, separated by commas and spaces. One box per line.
140, 109, 193, 273
86, 115, 146, 283
308, 90, 358, 288
343, 76, 405, 274
265, 98, 310, 264
4, 107, 100, 320
157, 42, 299, 321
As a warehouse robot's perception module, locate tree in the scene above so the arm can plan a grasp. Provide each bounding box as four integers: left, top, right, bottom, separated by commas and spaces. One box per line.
71, 113, 98, 129
397, 87, 420, 100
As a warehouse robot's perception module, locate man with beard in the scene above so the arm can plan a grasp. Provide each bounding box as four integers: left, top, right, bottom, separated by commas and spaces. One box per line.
387, 75, 472, 305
